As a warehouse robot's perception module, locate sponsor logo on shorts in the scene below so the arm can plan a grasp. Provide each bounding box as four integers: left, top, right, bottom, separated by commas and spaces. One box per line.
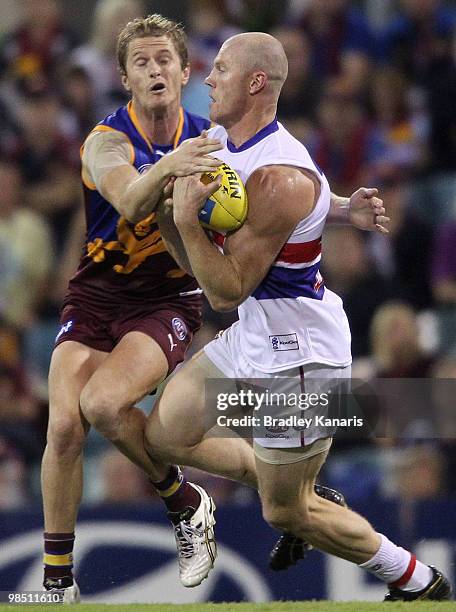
269, 333, 299, 351
265, 424, 290, 434
55, 320, 73, 342
172, 317, 187, 341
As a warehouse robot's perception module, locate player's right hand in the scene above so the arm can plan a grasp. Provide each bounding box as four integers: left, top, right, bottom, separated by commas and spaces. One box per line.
164, 131, 222, 177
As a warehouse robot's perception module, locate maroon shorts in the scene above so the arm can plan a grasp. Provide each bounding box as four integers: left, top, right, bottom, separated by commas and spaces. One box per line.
55, 298, 202, 376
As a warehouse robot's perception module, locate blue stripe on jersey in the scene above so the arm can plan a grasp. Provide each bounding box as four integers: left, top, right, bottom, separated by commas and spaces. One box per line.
252, 262, 324, 300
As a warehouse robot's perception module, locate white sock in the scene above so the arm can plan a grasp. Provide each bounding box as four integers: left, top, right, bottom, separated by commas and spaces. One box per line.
359, 534, 410, 583
403, 560, 433, 592
359, 534, 432, 592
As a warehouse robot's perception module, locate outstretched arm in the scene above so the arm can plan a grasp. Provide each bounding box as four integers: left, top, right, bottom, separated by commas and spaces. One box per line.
330, 188, 390, 234
82, 129, 222, 224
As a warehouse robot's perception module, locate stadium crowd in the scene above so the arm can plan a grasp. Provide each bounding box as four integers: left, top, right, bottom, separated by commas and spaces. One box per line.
0, 0, 455, 510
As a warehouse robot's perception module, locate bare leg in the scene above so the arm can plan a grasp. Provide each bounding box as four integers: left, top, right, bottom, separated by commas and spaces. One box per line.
144, 349, 446, 596
42, 341, 106, 532
146, 350, 258, 488
79, 331, 172, 481
256, 448, 380, 564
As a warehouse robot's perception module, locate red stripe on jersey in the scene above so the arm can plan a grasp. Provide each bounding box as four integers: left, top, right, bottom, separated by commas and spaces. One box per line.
211, 231, 225, 249
276, 237, 322, 264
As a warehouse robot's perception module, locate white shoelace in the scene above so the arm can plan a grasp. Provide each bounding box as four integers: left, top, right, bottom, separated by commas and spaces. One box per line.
175, 521, 203, 558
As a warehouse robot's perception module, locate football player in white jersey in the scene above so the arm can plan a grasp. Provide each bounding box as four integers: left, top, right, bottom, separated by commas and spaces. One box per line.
145, 33, 450, 601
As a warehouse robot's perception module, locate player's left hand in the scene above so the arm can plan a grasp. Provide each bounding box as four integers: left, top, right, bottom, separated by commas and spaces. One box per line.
173, 174, 222, 227
348, 188, 390, 234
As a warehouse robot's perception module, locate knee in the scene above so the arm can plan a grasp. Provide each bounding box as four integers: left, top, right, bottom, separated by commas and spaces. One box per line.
79, 385, 124, 440
47, 414, 86, 457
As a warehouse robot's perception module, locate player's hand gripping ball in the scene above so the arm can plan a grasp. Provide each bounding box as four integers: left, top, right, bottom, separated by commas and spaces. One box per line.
199, 162, 248, 232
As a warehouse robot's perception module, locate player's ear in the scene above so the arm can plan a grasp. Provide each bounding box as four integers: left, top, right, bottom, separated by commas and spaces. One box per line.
182, 65, 190, 87
250, 71, 267, 95
122, 74, 131, 93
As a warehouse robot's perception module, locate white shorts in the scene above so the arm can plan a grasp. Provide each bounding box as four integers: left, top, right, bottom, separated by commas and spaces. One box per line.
204, 322, 351, 449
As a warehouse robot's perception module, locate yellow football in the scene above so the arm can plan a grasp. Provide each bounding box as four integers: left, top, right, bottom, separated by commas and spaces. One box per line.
199, 162, 248, 232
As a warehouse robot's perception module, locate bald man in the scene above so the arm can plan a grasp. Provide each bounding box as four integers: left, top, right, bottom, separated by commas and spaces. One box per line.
144, 33, 450, 601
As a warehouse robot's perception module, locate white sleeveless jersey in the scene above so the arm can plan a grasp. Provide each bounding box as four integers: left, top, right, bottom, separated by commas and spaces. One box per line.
208, 120, 351, 373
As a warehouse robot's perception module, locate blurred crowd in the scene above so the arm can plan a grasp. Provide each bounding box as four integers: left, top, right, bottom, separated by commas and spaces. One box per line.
0, 0, 455, 511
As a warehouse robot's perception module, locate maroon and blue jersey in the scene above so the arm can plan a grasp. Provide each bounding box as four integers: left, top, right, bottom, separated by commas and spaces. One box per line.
66, 103, 210, 312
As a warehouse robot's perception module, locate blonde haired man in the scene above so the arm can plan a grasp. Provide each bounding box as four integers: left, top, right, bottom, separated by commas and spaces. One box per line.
42, 15, 222, 601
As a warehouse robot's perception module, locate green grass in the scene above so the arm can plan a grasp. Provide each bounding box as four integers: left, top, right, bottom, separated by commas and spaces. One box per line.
0, 603, 454, 611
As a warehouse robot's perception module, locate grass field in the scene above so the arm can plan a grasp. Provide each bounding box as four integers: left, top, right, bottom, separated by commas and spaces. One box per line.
0, 603, 454, 611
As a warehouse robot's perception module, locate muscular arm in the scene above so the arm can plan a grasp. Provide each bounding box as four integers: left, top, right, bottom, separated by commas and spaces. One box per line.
82, 129, 222, 224
173, 166, 314, 312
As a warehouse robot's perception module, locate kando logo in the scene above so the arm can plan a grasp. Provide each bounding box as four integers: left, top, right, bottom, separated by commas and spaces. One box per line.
0, 522, 272, 603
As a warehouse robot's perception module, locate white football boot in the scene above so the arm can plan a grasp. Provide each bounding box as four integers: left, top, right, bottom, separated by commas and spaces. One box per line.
44, 577, 81, 604
168, 483, 217, 587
